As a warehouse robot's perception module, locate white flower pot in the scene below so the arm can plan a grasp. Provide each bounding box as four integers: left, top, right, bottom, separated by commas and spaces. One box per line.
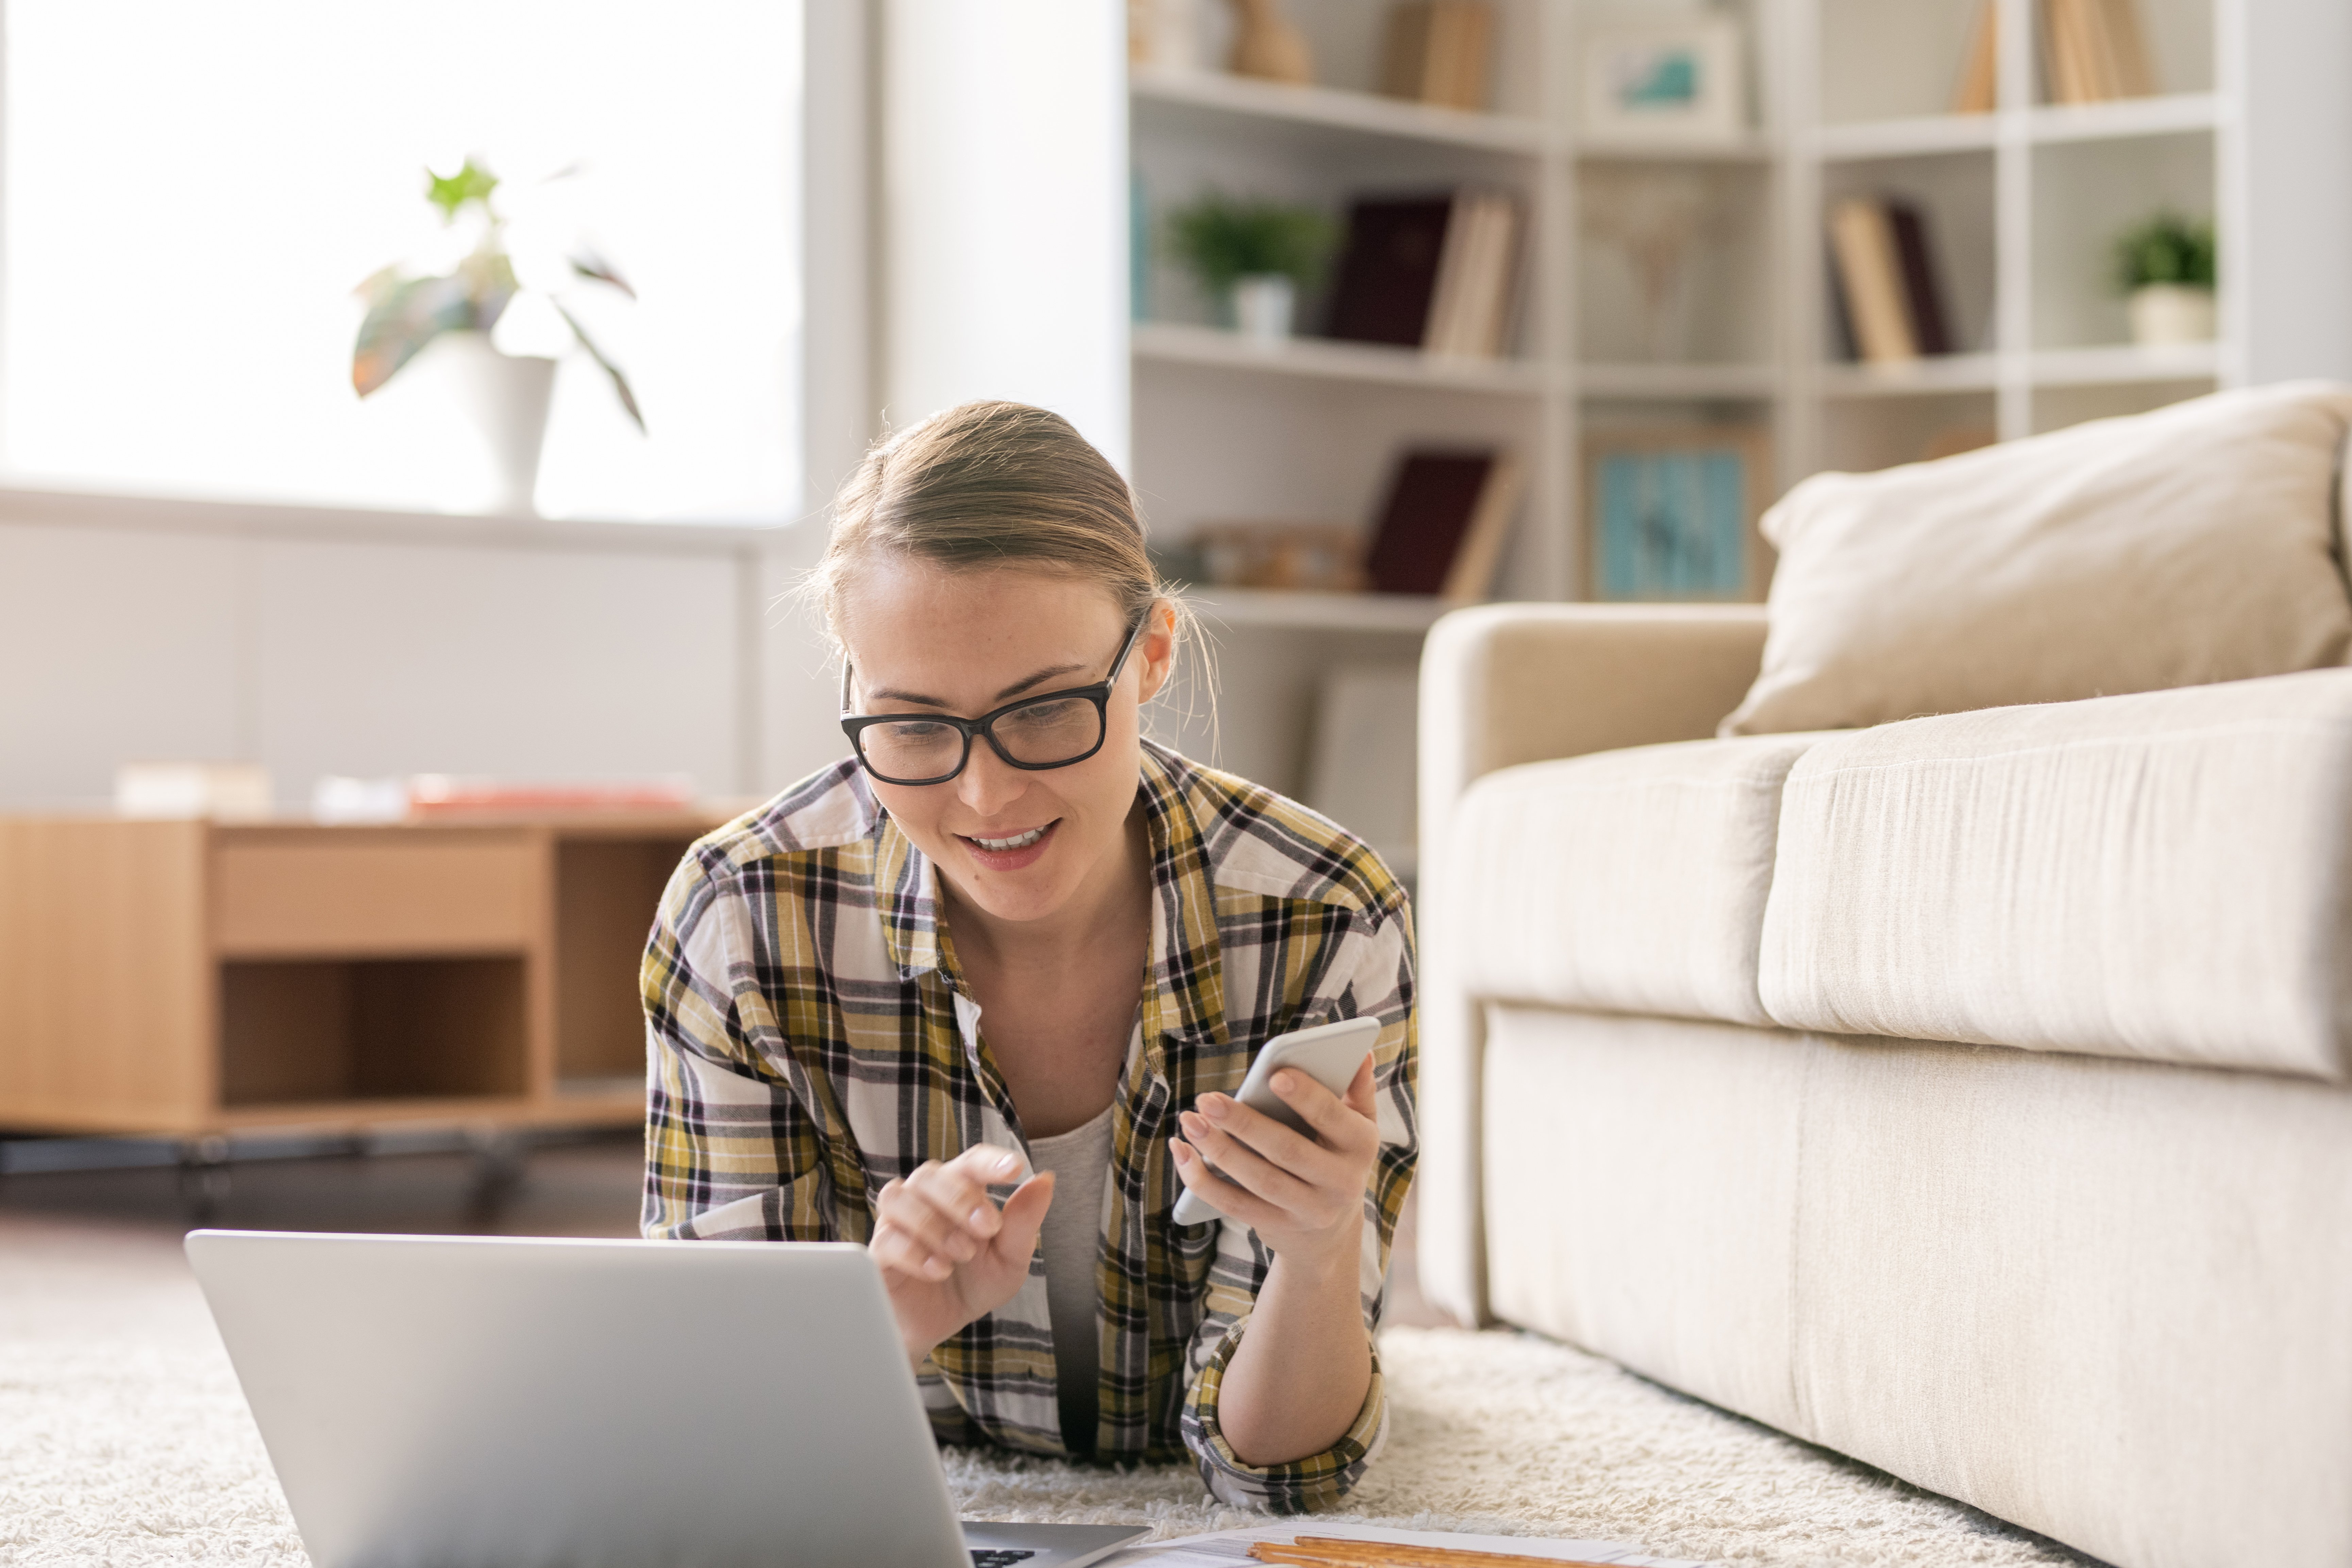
401, 329, 558, 515
1231, 274, 1296, 344
2129, 283, 2216, 347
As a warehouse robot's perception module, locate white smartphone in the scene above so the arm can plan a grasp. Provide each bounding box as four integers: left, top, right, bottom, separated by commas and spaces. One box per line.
1170, 1014, 1381, 1227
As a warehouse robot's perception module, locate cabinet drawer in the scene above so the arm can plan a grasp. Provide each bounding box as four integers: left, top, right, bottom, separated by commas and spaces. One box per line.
214, 834, 538, 956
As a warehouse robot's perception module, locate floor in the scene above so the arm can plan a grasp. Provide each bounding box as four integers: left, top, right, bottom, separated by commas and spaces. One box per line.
0, 1129, 1455, 1327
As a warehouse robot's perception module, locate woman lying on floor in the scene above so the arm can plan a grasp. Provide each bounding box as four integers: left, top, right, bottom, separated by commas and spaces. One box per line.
639, 400, 1417, 1512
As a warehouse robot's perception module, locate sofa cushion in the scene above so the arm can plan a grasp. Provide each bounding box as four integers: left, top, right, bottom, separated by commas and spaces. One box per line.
1448, 733, 1821, 1026
1721, 380, 2352, 737
1759, 668, 2352, 1079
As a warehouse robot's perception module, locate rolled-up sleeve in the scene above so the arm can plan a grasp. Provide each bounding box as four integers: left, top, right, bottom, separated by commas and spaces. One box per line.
1176, 897, 1419, 1511
640, 858, 830, 1242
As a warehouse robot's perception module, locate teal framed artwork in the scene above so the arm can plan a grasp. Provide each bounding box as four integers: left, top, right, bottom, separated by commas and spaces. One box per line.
1585, 427, 1769, 601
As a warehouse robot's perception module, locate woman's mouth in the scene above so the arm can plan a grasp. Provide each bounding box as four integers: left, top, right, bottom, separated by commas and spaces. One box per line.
958, 820, 1059, 870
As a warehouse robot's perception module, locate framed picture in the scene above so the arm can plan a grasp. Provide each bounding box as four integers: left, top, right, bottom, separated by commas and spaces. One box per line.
1585, 426, 1771, 602
1581, 20, 1748, 145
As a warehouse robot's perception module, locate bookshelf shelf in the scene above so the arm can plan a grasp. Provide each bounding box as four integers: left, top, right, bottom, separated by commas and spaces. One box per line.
1575, 135, 1775, 165
2027, 92, 2223, 145
1812, 114, 1998, 162
1186, 588, 1450, 635
1132, 322, 1551, 397
1817, 354, 2004, 398
1128, 64, 1546, 155
1578, 363, 1779, 399
2030, 342, 2221, 386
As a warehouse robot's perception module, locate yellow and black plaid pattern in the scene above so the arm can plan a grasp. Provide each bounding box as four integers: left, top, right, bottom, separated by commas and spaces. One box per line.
642, 742, 1417, 1512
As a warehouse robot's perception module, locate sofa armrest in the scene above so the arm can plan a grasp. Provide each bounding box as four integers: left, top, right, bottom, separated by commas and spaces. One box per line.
1412, 604, 1769, 1326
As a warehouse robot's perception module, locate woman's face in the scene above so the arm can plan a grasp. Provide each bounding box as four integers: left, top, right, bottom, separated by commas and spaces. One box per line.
837, 556, 1174, 929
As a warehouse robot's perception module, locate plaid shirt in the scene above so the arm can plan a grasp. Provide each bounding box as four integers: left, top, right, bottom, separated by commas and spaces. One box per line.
641, 741, 1417, 1512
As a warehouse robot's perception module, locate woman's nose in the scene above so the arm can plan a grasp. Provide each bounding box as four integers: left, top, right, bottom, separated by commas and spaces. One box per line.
957, 740, 1026, 815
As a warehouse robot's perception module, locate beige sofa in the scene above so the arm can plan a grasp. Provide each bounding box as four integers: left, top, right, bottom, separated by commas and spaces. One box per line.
1416, 406, 2352, 1568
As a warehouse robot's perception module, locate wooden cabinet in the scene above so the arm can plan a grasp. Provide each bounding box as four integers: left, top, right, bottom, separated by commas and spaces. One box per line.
0, 813, 721, 1136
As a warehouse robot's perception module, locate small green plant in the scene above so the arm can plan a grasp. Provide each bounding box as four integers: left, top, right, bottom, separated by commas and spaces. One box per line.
353, 156, 643, 429
2113, 211, 2216, 293
1164, 192, 1337, 297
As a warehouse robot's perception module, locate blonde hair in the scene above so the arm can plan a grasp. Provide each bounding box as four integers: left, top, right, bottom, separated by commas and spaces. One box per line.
804, 400, 1208, 726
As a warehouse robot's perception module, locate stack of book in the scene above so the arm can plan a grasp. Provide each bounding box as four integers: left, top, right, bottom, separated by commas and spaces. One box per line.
1362, 447, 1523, 603
1327, 190, 1522, 358
1954, 0, 2155, 110
2043, 0, 2155, 104
1378, 1, 1496, 112
1826, 197, 1954, 365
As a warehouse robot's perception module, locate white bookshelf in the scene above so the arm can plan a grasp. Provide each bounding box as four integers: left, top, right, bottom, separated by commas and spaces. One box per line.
1111, 0, 2347, 807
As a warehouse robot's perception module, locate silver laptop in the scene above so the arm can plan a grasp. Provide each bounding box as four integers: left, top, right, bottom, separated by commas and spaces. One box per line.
184, 1230, 1147, 1568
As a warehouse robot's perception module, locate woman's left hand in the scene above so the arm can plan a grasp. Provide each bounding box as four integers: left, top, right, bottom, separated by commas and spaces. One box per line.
1171, 1055, 1380, 1268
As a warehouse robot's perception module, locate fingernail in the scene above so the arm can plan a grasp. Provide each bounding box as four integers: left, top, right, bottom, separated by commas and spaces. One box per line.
948, 1234, 977, 1261
1171, 1140, 1193, 1163
995, 1152, 1021, 1176
1201, 1096, 1230, 1122
1180, 1110, 1206, 1137
968, 1205, 996, 1232
926, 1257, 952, 1279
1274, 1070, 1297, 1093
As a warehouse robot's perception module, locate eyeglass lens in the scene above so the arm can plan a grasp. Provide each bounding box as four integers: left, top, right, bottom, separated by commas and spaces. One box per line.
858, 694, 1104, 782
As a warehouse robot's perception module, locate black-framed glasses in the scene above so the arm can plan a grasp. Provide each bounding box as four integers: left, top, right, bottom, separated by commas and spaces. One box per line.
838, 612, 1149, 786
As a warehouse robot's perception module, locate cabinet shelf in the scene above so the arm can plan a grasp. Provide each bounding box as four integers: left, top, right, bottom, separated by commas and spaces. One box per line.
1132, 321, 1551, 396
1813, 93, 2222, 162
1129, 64, 1545, 155
1818, 353, 2004, 396
2027, 93, 2222, 145
2031, 342, 2221, 385
1579, 363, 1780, 399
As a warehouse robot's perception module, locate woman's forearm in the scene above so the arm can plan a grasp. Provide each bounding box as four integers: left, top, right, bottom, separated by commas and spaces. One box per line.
1212, 1218, 1373, 1467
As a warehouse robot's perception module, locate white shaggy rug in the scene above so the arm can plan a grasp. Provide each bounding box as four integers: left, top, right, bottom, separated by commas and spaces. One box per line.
0, 1215, 2096, 1567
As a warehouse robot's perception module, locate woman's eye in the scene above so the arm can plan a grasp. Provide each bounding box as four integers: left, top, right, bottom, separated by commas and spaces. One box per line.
1007, 700, 1080, 727
881, 720, 950, 740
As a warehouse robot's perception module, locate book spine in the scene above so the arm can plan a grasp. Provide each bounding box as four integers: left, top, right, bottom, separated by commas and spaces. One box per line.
1885, 201, 1952, 357
1828, 198, 1919, 364
1424, 191, 1478, 354
1474, 196, 1522, 357
1438, 449, 1525, 605
2101, 0, 2155, 96
1423, 2, 1462, 106
1951, 0, 1998, 113
1381, 3, 1432, 101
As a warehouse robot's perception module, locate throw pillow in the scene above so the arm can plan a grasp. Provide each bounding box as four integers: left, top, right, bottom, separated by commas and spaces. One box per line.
1719, 380, 2352, 736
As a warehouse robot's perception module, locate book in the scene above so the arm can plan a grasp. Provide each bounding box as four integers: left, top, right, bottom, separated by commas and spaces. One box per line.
1422, 192, 1517, 357
1885, 201, 1953, 356
1329, 191, 1519, 356
1327, 197, 1456, 347
2042, 0, 2154, 104
1827, 197, 1917, 363
1951, 0, 1997, 113
1378, 1, 1496, 111
1361, 448, 1519, 600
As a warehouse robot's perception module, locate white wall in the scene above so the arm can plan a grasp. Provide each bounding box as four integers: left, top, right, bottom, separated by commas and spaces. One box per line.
880, 0, 1128, 466
0, 501, 847, 812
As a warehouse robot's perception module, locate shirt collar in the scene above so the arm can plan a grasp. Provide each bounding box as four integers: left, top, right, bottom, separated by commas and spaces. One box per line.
871, 745, 1228, 1055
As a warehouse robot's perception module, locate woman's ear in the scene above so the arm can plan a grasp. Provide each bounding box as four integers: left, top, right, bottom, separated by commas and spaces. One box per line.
1135, 600, 1178, 703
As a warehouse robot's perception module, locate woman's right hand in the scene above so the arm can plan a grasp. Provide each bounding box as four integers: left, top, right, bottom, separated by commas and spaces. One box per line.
871, 1143, 1055, 1366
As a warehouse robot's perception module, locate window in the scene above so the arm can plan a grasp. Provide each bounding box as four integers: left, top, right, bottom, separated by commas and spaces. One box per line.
2, 1, 800, 522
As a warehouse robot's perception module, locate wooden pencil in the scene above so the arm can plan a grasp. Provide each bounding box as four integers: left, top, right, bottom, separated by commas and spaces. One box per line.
1248, 1536, 1631, 1568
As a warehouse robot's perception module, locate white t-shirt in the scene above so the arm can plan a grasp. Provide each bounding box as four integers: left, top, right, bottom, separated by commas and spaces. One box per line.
1027, 1101, 1115, 1454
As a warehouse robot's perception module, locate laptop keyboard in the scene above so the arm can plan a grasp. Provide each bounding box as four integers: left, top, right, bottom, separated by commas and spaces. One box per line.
970, 1553, 1036, 1566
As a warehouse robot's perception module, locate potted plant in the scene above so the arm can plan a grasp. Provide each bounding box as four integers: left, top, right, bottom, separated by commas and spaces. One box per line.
352, 157, 643, 515
2113, 211, 2216, 346
1164, 192, 1335, 343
